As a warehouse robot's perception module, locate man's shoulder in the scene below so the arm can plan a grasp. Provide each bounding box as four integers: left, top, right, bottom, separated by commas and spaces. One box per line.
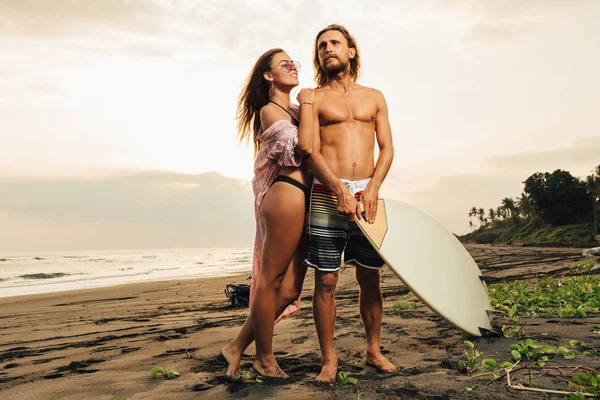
359, 85, 384, 97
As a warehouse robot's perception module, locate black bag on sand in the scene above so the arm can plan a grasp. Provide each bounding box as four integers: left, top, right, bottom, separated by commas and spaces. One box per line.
224, 284, 250, 307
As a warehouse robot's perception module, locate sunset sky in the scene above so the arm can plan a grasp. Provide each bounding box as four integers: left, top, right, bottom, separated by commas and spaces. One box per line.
1, 0, 599, 251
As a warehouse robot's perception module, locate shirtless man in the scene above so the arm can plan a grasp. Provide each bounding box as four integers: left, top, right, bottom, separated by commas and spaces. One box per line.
305, 24, 397, 383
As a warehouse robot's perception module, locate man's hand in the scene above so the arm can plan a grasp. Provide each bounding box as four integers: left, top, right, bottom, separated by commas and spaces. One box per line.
360, 184, 379, 224
334, 186, 362, 222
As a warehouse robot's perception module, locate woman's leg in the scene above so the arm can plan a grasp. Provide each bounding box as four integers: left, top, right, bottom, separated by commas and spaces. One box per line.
252, 183, 306, 377
221, 237, 307, 378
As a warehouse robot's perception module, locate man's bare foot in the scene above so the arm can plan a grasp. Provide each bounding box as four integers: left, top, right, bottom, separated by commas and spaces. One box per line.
366, 352, 399, 373
252, 359, 288, 378
315, 357, 338, 383
220, 345, 242, 381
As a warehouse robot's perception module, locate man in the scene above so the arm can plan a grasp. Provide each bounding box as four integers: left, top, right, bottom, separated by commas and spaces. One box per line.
305, 24, 397, 383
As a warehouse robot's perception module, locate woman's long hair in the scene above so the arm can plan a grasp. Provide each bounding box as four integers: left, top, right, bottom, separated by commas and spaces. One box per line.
313, 24, 360, 87
236, 48, 283, 153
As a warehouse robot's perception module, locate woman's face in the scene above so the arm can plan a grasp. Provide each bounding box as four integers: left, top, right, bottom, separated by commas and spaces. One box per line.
268, 52, 300, 88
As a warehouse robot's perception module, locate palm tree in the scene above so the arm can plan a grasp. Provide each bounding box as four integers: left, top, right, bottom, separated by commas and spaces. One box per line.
496, 206, 505, 221
468, 220, 474, 231
488, 208, 496, 226
501, 198, 516, 219
478, 208, 486, 227
469, 206, 478, 227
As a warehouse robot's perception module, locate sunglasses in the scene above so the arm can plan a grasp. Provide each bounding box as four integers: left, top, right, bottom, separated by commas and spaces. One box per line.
277, 60, 301, 73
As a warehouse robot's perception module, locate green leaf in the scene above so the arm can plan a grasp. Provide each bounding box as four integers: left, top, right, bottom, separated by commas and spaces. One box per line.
508, 304, 518, 318
501, 361, 514, 369
482, 359, 497, 372
570, 340, 578, 347
511, 350, 522, 361
540, 345, 557, 354
525, 339, 539, 349
150, 367, 164, 376
464, 340, 474, 349
563, 351, 576, 360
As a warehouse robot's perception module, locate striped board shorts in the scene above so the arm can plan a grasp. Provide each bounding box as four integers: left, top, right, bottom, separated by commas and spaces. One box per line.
304, 178, 385, 272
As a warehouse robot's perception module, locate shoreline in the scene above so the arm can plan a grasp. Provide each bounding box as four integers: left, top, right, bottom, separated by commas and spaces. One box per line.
0, 270, 250, 300
1, 244, 598, 400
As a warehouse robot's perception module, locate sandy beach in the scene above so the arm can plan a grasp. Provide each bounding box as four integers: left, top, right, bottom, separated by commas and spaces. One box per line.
1, 244, 599, 399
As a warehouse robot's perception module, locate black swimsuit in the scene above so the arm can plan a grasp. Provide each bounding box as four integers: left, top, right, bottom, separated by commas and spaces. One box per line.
268, 100, 309, 212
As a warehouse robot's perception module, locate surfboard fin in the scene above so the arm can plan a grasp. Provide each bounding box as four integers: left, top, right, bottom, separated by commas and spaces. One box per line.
486, 308, 505, 315
478, 327, 502, 338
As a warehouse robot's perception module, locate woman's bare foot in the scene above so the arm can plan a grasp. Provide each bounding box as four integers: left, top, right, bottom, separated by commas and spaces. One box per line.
315, 356, 338, 383
252, 359, 288, 379
220, 344, 242, 381
366, 351, 399, 373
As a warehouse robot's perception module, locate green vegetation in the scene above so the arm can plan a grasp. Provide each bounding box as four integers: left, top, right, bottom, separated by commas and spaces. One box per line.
393, 301, 418, 310
458, 340, 599, 399
150, 366, 180, 379
458, 340, 483, 376
336, 371, 358, 385
461, 166, 600, 247
488, 275, 600, 318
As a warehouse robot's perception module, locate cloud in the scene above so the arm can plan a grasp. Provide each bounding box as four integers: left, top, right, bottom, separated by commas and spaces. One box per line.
485, 137, 600, 174
0, 0, 163, 36
462, 23, 526, 43
120, 42, 175, 58
27, 81, 65, 97
438, 0, 575, 20
438, 0, 583, 44
0, 171, 256, 251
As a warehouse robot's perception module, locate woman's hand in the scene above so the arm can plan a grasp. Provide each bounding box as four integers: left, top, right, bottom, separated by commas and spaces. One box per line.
297, 88, 315, 105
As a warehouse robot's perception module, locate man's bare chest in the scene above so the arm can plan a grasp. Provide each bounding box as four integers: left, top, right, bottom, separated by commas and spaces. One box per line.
318, 96, 377, 125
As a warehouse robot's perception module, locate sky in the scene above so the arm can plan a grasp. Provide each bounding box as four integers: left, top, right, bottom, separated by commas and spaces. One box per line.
1, 0, 599, 251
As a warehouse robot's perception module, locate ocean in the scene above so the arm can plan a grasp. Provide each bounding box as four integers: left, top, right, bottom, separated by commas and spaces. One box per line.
0, 247, 253, 298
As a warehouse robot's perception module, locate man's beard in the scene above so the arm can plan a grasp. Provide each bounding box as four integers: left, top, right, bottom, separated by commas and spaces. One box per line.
323, 57, 349, 77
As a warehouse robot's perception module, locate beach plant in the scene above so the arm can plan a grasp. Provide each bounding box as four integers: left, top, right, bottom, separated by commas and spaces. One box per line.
238, 368, 263, 383
488, 276, 600, 318
570, 258, 598, 274
393, 302, 410, 310
150, 366, 180, 379
458, 340, 483, 376
509, 339, 575, 365
569, 372, 600, 396
336, 371, 358, 385
393, 301, 418, 310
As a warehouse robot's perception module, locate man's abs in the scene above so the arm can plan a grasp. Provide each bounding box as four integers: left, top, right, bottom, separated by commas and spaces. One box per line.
319, 123, 376, 181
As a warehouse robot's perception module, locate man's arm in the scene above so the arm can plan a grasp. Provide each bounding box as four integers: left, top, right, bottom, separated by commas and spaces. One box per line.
361, 90, 394, 224
305, 94, 362, 220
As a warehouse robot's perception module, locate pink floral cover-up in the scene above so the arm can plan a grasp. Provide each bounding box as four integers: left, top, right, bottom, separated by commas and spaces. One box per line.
250, 117, 303, 321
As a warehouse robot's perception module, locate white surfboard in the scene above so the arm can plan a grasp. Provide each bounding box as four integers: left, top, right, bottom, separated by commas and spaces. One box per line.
356, 199, 491, 337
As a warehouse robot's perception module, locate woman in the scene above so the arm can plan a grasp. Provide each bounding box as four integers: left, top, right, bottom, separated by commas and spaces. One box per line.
220, 48, 314, 380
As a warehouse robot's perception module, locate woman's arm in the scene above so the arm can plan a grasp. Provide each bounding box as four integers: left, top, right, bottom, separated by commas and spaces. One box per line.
295, 88, 315, 155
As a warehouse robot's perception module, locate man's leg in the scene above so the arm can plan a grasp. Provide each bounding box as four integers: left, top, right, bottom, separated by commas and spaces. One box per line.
313, 269, 340, 382
355, 267, 398, 373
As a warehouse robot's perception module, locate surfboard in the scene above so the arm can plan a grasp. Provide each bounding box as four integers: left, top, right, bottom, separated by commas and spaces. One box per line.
355, 199, 491, 337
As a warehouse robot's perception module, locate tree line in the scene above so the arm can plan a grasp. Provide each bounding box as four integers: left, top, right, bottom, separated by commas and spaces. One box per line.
468, 166, 600, 232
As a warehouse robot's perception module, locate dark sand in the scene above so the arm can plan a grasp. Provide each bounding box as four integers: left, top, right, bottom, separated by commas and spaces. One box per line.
1, 245, 599, 399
